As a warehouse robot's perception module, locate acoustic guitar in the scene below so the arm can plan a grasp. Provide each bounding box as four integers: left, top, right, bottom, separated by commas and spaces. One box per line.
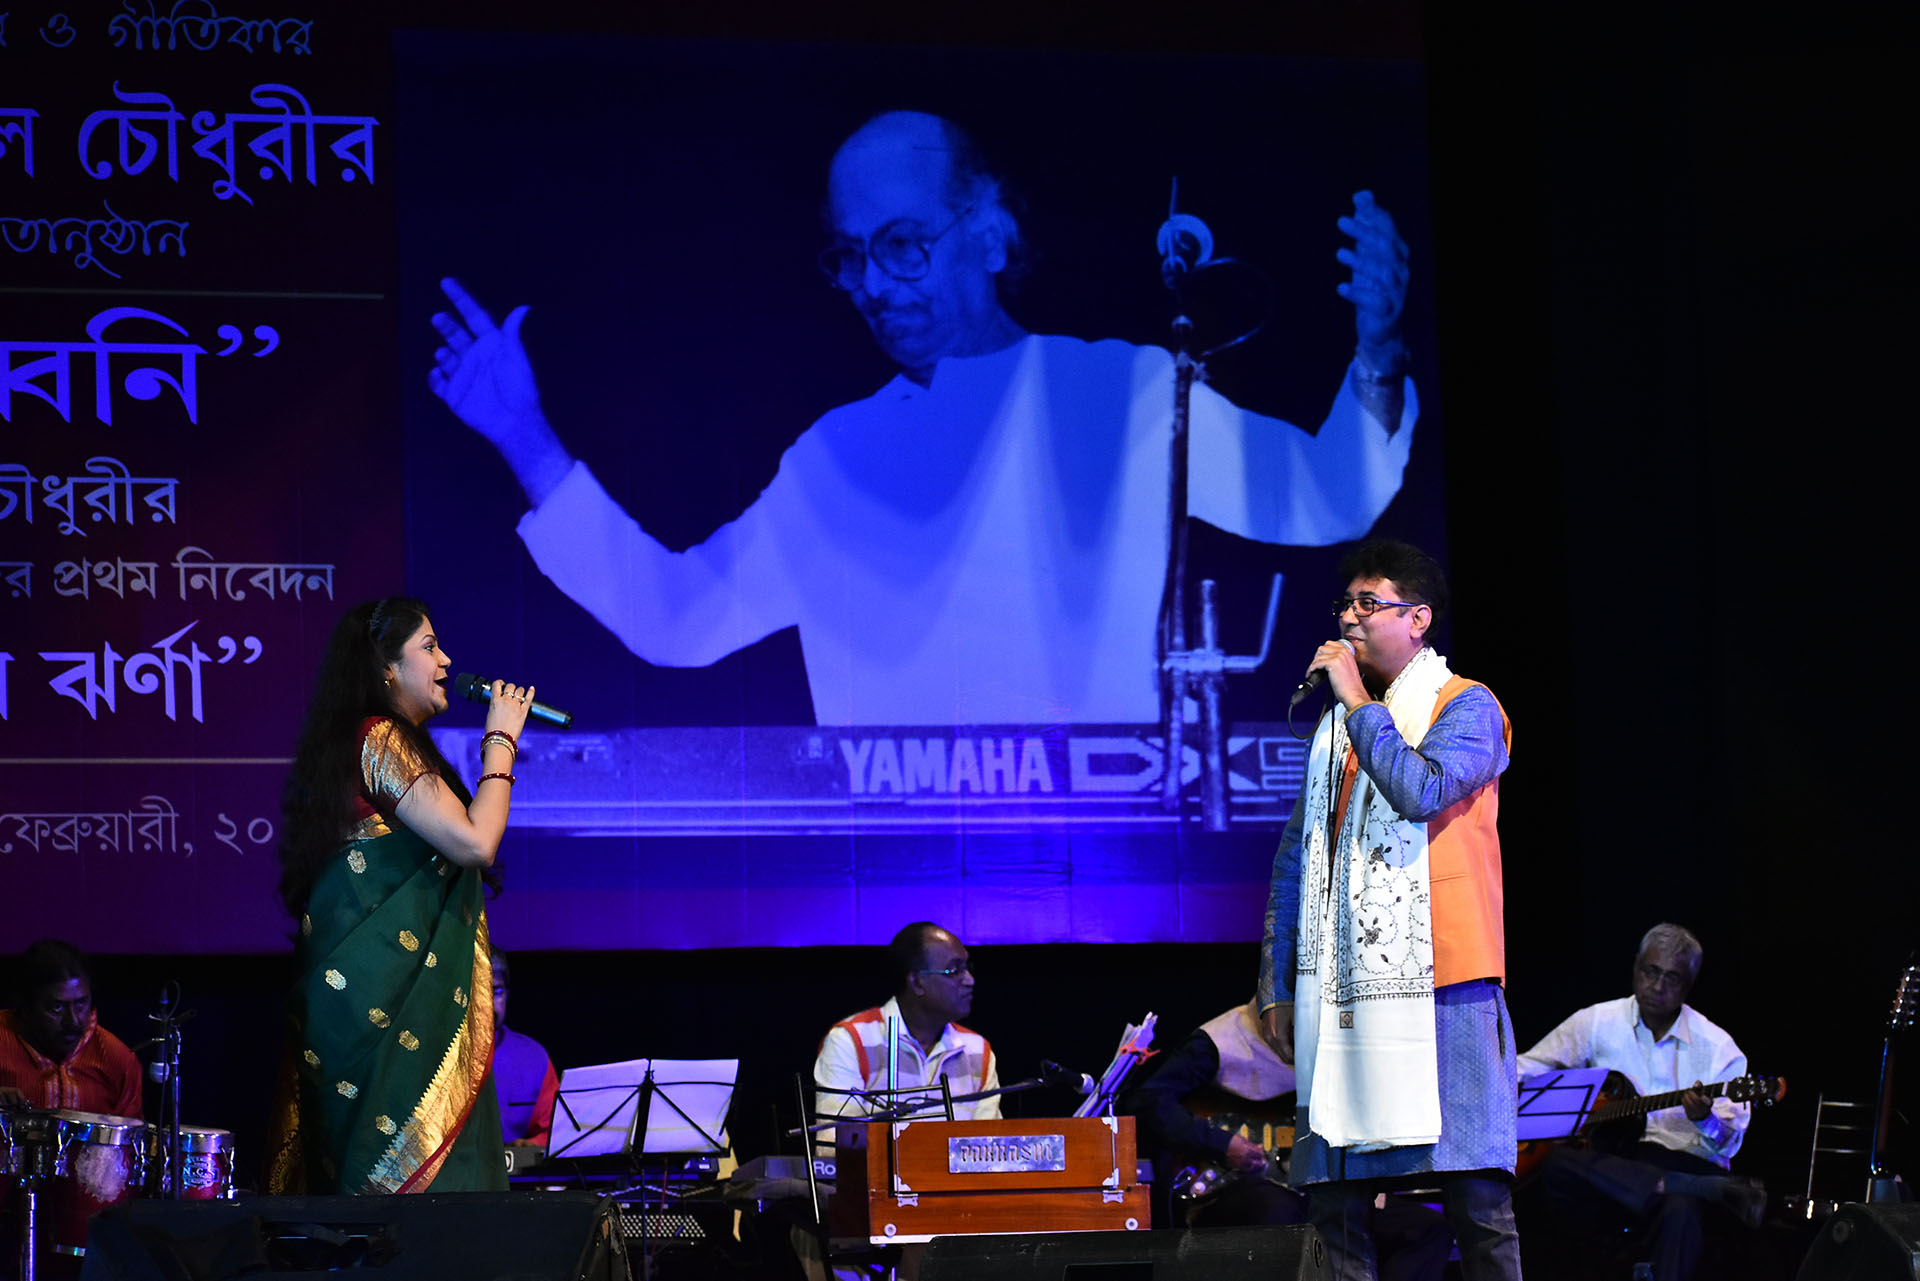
1869, 961, 1917, 1199
1515, 1070, 1786, 1180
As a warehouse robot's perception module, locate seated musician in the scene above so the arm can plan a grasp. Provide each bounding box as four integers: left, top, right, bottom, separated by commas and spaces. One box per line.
1123, 998, 1450, 1279
795, 923, 998, 1281
813, 922, 998, 1122
1515, 923, 1765, 1281
0, 939, 143, 1117
490, 949, 558, 1152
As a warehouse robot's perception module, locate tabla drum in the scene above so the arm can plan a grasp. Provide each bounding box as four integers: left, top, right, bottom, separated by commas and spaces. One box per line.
40, 1110, 146, 1269
145, 1125, 236, 1200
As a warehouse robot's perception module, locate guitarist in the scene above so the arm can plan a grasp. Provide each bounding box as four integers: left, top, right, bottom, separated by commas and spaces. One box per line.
1515, 922, 1765, 1280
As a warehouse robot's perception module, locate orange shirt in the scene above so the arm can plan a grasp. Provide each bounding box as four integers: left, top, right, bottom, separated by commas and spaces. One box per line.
0, 1008, 145, 1118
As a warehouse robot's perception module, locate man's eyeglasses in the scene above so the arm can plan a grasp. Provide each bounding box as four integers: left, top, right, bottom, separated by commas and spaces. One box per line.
1330, 594, 1421, 618
917, 959, 974, 979
819, 211, 967, 292
1637, 963, 1690, 991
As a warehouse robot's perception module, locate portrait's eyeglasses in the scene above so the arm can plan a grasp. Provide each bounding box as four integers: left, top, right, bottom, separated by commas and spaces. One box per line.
819, 211, 968, 292
1330, 594, 1420, 618
917, 960, 974, 979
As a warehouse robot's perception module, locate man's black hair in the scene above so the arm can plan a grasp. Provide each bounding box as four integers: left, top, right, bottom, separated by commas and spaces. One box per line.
887, 922, 945, 990
16, 938, 89, 1009
1337, 538, 1450, 628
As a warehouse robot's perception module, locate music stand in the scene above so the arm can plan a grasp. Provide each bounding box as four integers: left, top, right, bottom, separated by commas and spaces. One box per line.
1076, 1012, 1158, 1118
617, 1059, 738, 1280
1517, 1066, 1609, 1141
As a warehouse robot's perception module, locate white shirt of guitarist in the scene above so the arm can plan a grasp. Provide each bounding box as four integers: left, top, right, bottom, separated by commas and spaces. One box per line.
1516, 994, 1750, 1168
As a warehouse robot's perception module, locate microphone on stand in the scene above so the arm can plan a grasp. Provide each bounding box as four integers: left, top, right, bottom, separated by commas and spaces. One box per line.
1157, 214, 1215, 288
1288, 639, 1356, 710
1041, 1059, 1098, 1097
147, 987, 171, 1082
146, 982, 189, 1082
454, 672, 574, 728
1157, 178, 1215, 289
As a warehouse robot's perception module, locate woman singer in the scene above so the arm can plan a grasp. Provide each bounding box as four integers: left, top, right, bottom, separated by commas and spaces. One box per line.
266, 597, 534, 1194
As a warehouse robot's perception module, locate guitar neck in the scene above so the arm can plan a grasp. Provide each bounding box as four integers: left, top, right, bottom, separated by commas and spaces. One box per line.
1592, 1081, 1727, 1124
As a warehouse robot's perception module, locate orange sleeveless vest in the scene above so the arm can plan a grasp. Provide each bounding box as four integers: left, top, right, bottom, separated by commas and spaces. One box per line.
1329, 674, 1510, 987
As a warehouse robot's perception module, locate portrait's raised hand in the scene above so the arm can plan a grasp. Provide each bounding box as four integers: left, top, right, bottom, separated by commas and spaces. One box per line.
1335, 191, 1410, 374
429, 276, 572, 507
429, 277, 541, 448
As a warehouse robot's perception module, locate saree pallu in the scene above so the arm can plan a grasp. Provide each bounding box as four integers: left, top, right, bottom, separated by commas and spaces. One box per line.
267, 822, 504, 1194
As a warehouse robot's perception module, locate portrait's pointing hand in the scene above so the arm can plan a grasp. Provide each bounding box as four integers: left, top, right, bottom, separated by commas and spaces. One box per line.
429, 277, 542, 449
428, 276, 574, 507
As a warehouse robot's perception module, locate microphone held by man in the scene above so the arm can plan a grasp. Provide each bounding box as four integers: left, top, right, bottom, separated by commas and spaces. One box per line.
455, 672, 574, 728
1288, 638, 1356, 709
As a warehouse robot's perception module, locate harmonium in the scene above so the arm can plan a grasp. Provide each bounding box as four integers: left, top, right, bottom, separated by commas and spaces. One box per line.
828, 1116, 1149, 1246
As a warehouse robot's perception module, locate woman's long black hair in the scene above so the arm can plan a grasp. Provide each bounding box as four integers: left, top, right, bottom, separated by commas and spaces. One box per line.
276, 597, 491, 915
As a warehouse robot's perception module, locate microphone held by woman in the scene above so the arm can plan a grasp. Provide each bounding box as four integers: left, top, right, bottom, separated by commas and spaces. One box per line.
454, 672, 573, 728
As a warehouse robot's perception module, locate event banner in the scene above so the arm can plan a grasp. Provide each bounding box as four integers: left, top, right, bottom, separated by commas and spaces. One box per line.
1, 5, 398, 952
4, 11, 1441, 953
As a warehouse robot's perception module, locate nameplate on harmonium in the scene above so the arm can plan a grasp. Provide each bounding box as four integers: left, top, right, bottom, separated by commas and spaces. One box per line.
947, 1133, 1067, 1174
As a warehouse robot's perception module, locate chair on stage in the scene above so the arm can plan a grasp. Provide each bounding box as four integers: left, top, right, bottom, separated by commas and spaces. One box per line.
1796, 1094, 1874, 1220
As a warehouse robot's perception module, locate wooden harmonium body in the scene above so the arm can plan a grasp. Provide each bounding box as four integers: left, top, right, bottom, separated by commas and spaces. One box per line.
828, 1116, 1149, 1245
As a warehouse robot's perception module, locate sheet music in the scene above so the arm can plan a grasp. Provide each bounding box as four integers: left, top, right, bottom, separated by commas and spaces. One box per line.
1075, 1012, 1156, 1118
640, 1057, 738, 1154
1516, 1066, 1609, 1141
548, 1057, 650, 1159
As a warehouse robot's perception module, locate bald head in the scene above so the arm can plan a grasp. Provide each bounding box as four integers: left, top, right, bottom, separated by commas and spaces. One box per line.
830, 112, 972, 210
887, 920, 975, 1032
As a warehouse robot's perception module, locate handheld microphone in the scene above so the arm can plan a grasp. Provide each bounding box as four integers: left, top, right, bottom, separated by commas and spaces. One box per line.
454, 672, 574, 728
1288, 639, 1356, 710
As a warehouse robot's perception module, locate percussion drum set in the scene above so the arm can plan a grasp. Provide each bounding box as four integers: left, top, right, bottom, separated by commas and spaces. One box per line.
1, 1105, 235, 1278
1, 982, 227, 1279
1, 1106, 236, 1278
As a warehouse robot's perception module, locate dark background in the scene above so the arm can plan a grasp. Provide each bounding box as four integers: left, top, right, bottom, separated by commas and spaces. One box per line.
7, 0, 1911, 1220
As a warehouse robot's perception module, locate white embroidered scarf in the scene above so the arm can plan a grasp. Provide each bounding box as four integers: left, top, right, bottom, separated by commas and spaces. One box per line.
1293, 645, 1451, 1151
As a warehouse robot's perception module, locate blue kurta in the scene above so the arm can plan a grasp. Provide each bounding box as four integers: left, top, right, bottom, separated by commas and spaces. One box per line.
1260, 682, 1516, 1181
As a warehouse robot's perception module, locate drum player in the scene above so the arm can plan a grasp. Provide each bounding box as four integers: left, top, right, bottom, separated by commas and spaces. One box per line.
0, 940, 143, 1118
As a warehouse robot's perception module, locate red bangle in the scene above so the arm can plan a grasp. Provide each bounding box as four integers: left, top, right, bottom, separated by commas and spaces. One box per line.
478, 772, 516, 786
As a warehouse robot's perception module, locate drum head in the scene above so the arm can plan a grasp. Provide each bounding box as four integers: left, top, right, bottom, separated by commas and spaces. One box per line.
51, 1110, 145, 1143
175, 1126, 234, 1153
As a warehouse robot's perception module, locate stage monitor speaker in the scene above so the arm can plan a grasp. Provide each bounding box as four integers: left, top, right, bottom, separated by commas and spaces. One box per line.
78, 1191, 627, 1281
919, 1225, 1327, 1280
1797, 1202, 1920, 1281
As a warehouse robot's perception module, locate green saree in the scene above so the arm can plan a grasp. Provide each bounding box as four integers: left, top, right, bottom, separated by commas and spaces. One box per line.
268, 721, 506, 1195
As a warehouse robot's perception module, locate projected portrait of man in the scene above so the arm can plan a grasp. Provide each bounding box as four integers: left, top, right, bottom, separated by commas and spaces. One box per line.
428, 109, 1416, 728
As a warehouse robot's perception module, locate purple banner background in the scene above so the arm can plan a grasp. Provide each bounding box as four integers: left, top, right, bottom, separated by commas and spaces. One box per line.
1, 9, 398, 953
